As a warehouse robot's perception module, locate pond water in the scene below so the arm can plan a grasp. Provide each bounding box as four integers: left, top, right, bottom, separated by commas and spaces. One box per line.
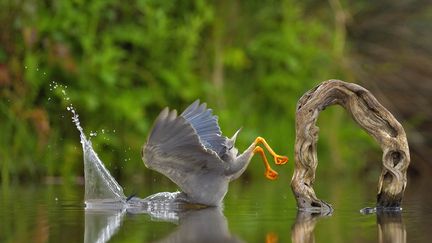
2, 102, 430, 242
1, 173, 431, 243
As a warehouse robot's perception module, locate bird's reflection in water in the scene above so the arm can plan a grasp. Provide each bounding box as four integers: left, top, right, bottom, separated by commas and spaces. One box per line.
291, 211, 330, 243
377, 211, 406, 243
84, 204, 242, 243
157, 207, 242, 243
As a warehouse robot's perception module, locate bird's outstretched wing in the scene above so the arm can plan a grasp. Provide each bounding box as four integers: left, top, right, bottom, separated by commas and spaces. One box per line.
180, 100, 227, 157
142, 107, 227, 192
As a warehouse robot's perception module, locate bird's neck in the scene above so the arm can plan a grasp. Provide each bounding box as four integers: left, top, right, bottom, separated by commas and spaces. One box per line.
227, 143, 255, 181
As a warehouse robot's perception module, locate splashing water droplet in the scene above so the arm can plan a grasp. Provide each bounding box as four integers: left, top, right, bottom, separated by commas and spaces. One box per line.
66, 104, 126, 206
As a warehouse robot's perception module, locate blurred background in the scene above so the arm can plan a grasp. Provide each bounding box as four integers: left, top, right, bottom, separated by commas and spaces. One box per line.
1, 1, 432, 242
1, 0, 431, 188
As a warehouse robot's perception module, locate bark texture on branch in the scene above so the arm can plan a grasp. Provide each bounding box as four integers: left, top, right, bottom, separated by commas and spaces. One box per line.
291, 80, 410, 212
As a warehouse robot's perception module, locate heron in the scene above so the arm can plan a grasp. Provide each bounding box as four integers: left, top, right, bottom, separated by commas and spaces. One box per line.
142, 100, 288, 206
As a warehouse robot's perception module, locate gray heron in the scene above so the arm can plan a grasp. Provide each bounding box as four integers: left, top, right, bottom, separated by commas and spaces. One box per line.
142, 100, 288, 206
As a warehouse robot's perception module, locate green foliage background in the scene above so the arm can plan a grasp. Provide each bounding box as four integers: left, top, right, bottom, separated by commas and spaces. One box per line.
0, 0, 378, 185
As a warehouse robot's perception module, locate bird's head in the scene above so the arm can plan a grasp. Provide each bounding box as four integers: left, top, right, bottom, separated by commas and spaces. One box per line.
225, 128, 241, 157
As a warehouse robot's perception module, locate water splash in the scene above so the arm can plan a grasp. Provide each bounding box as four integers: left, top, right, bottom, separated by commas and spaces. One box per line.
68, 104, 127, 208
52, 83, 126, 207
57, 85, 188, 222
66, 101, 181, 213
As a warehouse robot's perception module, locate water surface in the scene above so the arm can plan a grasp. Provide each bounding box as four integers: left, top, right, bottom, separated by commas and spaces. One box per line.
1, 174, 431, 242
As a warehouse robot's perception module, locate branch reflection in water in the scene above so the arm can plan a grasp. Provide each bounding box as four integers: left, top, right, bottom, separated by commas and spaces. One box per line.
84, 206, 242, 243
291, 211, 331, 243
377, 211, 406, 243
290, 210, 406, 243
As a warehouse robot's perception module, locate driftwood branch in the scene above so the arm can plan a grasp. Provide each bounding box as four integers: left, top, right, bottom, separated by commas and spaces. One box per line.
291, 80, 410, 212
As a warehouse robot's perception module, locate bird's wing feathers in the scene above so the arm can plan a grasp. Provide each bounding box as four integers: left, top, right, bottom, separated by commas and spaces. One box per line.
143, 106, 227, 189
180, 100, 227, 157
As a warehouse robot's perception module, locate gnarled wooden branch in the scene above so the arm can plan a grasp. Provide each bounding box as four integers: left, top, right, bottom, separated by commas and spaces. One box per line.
291, 80, 410, 212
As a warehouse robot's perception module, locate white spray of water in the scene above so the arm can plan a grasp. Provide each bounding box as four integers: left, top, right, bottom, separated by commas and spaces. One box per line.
67, 104, 127, 207
52, 82, 182, 216
48, 82, 126, 207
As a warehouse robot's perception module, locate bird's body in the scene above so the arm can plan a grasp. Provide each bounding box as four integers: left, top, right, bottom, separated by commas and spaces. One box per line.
142, 100, 287, 206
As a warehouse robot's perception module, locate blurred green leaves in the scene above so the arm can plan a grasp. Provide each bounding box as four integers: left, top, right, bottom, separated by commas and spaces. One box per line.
0, 0, 376, 183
